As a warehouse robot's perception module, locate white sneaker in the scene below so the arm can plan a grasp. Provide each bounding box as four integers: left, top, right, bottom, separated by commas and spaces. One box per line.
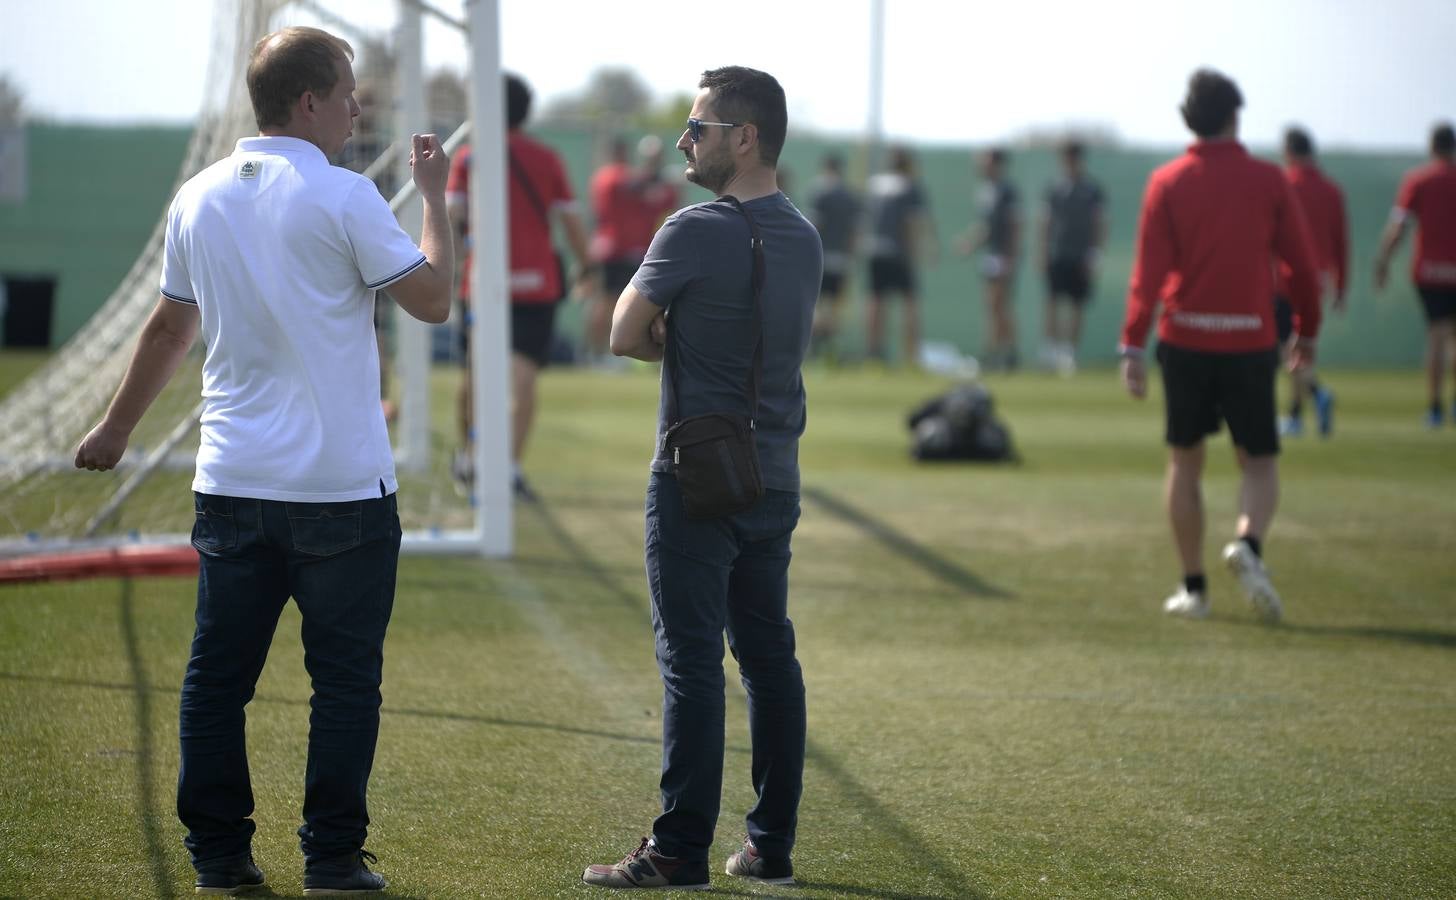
1223, 541, 1283, 623
1163, 586, 1209, 619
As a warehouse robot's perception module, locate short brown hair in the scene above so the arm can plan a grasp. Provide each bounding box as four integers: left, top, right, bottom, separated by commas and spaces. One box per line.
246, 27, 354, 130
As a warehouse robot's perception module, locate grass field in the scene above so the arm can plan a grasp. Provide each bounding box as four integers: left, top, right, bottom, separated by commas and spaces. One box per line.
2, 363, 1454, 898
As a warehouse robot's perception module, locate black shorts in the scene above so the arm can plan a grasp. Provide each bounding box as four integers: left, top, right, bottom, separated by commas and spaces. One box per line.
511, 301, 559, 367
869, 256, 916, 297
602, 258, 641, 297
1157, 341, 1280, 456
1273, 295, 1294, 343
821, 270, 846, 298
459, 302, 559, 367
1418, 286, 1456, 323
1046, 259, 1092, 303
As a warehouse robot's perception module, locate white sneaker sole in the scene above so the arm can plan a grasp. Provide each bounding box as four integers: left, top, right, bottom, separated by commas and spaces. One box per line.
1224, 544, 1283, 623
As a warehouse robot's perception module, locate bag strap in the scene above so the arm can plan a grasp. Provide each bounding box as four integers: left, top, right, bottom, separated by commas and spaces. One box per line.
507, 149, 551, 227
664, 194, 766, 426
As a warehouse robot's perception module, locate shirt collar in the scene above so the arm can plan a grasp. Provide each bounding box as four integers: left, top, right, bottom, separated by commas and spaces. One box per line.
236, 135, 328, 162
1187, 139, 1247, 159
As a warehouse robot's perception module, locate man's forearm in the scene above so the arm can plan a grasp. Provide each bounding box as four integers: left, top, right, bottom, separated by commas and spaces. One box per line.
560, 210, 591, 266
420, 193, 456, 298
103, 317, 195, 436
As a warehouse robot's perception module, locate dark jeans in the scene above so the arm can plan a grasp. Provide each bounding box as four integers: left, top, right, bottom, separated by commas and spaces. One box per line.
178, 491, 401, 870
645, 472, 806, 863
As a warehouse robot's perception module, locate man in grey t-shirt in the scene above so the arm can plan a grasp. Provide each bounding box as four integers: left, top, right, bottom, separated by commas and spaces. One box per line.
1039, 139, 1106, 373
585, 66, 821, 891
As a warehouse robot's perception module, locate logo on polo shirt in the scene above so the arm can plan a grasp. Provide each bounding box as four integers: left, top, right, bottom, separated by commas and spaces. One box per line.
239, 161, 260, 180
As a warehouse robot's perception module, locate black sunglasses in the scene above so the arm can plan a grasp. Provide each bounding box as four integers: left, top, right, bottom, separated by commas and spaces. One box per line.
686, 117, 738, 143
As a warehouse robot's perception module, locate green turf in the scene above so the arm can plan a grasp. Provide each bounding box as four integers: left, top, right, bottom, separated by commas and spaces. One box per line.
3, 365, 1454, 898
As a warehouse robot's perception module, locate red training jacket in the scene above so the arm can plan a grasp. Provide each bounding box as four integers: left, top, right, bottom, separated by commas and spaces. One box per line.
1277, 161, 1348, 300
1121, 141, 1321, 353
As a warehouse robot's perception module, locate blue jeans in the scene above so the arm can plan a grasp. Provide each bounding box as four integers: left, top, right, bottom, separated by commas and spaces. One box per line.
645, 472, 806, 863
177, 491, 400, 869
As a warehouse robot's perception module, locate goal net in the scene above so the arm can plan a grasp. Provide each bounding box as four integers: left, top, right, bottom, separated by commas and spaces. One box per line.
0, 0, 503, 560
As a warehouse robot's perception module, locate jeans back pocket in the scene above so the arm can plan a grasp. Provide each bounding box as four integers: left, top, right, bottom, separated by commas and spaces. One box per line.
286, 501, 363, 558
191, 493, 238, 555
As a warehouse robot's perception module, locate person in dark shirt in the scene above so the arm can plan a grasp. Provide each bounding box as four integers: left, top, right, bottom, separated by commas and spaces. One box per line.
864, 146, 935, 364
1039, 139, 1106, 374
586, 66, 821, 891
960, 148, 1020, 370
807, 152, 860, 359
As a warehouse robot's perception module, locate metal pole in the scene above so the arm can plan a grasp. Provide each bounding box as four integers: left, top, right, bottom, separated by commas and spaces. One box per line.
465, 0, 512, 557
866, 0, 886, 179
392, 0, 431, 473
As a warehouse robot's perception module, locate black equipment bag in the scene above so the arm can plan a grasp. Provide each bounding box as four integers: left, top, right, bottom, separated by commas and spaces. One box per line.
908, 382, 1018, 462
662, 195, 766, 519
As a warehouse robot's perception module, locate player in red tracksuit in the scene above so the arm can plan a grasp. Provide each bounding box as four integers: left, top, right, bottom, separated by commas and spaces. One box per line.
1119, 69, 1321, 624
1275, 127, 1348, 438
1374, 122, 1456, 428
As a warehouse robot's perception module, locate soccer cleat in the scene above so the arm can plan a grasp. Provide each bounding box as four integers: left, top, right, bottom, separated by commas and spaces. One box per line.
512, 472, 539, 503
1424, 408, 1443, 430
1162, 586, 1209, 620
724, 837, 794, 885
1278, 415, 1303, 438
194, 855, 265, 895
1313, 388, 1335, 437
1223, 541, 1283, 623
302, 849, 386, 895
583, 837, 711, 890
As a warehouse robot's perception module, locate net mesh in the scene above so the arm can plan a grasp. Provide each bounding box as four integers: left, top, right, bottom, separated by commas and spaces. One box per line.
0, 0, 476, 553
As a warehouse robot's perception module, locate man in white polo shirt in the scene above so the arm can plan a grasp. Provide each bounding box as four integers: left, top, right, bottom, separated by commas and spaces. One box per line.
74, 26, 452, 896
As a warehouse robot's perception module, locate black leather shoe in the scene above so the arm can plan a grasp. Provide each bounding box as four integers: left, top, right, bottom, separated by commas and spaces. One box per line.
303, 849, 387, 895
194, 854, 265, 895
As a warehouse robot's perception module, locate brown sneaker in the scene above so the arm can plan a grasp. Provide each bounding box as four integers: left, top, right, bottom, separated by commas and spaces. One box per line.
583, 837, 710, 890
724, 837, 794, 885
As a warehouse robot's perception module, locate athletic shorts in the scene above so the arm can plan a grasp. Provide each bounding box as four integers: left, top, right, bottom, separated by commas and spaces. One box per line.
457, 302, 560, 368
1418, 285, 1456, 323
821, 270, 846, 298
1157, 341, 1280, 456
602, 258, 641, 297
1273, 295, 1294, 343
1047, 259, 1092, 304
511, 301, 559, 367
869, 256, 916, 297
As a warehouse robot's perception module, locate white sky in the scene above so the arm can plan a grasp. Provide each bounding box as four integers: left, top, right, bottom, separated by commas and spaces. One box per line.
2, 0, 1452, 151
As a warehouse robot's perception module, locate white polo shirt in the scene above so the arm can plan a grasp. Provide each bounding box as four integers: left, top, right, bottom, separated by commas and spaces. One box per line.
161, 136, 426, 502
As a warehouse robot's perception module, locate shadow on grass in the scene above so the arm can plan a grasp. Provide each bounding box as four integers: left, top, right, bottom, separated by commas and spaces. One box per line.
1223, 617, 1456, 649
801, 486, 1012, 600
526, 497, 646, 616
524, 497, 983, 900
803, 740, 982, 900
118, 580, 177, 900
0, 671, 722, 754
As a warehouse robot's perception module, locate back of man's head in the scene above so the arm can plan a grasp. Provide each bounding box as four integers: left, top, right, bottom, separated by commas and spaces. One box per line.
698, 66, 787, 166
505, 73, 532, 130
822, 152, 843, 176
888, 146, 914, 176
1061, 139, 1084, 167
1433, 123, 1456, 158
246, 27, 354, 131
1180, 68, 1243, 139
1284, 126, 1315, 160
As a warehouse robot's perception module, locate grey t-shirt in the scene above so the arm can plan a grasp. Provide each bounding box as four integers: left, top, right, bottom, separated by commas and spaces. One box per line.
1045, 177, 1105, 263
630, 192, 823, 492
865, 172, 925, 260
809, 178, 860, 272
977, 179, 1019, 255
